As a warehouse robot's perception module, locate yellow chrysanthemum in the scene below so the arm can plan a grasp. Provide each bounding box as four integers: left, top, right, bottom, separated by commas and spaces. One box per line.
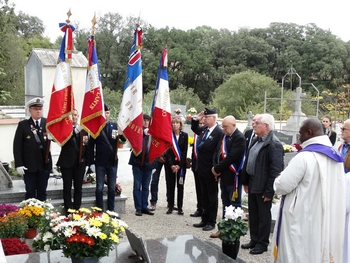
89, 218, 102, 227
99, 233, 107, 240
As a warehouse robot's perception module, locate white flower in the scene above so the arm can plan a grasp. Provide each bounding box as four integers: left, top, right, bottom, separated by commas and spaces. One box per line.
42, 232, 53, 243
87, 226, 102, 238
44, 244, 51, 252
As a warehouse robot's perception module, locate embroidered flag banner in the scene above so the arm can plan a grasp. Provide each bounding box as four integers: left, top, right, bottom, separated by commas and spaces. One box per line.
46, 20, 75, 146
80, 33, 106, 138
117, 25, 143, 155
148, 47, 172, 162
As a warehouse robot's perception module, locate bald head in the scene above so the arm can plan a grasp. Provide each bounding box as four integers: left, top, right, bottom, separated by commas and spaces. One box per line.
222, 115, 237, 135
299, 117, 324, 143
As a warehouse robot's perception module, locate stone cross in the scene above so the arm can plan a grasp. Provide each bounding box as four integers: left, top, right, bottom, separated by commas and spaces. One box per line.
246, 111, 253, 130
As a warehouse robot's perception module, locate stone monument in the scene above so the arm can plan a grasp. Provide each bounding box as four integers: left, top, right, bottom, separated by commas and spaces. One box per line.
0, 162, 13, 190
282, 87, 307, 143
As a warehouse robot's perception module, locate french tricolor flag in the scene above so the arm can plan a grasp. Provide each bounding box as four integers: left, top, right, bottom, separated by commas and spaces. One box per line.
148, 47, 172, 162
46, 22, 75, 146
118, 25, 144, 156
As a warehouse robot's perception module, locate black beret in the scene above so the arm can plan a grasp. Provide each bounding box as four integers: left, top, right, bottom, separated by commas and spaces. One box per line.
204, 107, 217, 115
104, 104, 110, 111
143, 114, 150, 120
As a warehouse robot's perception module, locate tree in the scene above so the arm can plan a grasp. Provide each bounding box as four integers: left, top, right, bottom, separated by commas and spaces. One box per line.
15, 11, 44, 39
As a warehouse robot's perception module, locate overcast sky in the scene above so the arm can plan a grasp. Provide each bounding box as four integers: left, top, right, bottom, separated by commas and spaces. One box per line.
12, 0, 350, 42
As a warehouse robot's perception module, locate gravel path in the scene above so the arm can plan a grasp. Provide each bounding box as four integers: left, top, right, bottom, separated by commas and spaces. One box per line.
118, 166, 272, 263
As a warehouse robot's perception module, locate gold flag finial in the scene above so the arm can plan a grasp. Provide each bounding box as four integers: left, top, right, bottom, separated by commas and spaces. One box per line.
66, 9, 72, 24
91, 13, 97, 36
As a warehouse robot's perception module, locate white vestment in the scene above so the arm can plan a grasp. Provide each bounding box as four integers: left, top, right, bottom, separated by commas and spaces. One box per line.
344, 172, 350, 262
271, 135, 345, 263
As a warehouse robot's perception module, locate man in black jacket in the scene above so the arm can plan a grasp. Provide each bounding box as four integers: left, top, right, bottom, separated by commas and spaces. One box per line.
57, 109, 89, 214
210, 115, 246, 238
191, 107, 224, 231
13, 97, 52, 201
241, 113, 284, 255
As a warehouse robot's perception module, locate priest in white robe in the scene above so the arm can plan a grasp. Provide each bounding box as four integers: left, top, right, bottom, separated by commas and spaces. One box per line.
271, 118, 345, 263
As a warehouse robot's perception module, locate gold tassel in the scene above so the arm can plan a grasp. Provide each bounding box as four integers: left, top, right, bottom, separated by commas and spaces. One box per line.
273, 245, 278, 261
231, 190, 238, 201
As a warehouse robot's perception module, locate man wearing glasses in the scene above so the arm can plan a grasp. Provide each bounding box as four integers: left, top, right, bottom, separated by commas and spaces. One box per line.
191, 107, 224, 231
241, 113, 284, 255
339, 119, 350, 173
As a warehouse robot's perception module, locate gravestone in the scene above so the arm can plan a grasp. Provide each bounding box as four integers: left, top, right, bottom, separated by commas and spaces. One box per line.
0, 163, 13, 190
274, 131, 293, 145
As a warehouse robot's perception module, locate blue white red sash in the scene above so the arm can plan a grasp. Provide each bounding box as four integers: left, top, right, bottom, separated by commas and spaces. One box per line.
172, 131, 184, 177
221, 135, 245, 201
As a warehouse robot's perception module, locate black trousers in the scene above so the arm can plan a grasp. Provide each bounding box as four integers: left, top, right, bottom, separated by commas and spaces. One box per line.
248, 192, 272, 247
61, 163, 85, 211
164, 165, 185, 210
193, 170, 203, 212
199, 175, 218, 225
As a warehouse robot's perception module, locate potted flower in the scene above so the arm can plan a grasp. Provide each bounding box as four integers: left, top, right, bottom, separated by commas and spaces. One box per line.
33, 207, 127, 262
18, 198, 54, 238
0, 211, 28, 238
217, 205, 248, 259
0, 203, 19, 217
1, 237, 32, 255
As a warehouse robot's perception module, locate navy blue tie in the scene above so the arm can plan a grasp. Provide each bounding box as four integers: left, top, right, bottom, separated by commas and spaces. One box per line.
197, 129, 209, 150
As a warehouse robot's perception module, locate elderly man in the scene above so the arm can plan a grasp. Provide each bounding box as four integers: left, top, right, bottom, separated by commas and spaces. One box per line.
210, 115, 246, 238
13, 98, 52, 201
271, 118, 345, 262
241, 113, 284, 255
339, 119, 350, 172
191, 107, 224, 231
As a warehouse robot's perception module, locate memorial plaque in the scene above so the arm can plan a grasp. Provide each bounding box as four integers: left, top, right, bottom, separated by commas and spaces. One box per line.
274, 131, 293, 145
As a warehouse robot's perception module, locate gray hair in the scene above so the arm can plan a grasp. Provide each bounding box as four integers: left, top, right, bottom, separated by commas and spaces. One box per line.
260, 114, 275, 131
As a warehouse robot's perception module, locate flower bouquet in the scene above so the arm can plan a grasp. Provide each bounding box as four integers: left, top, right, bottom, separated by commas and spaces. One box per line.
283, 143, 302, 153
103, 178, 122, 196
33, 207, 127, 259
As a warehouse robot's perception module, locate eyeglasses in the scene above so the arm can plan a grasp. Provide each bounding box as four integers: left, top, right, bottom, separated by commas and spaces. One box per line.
222, 125, 231, 129
341, 127, 350, 131
203, 115, 214, 118
253, 121, 264, 126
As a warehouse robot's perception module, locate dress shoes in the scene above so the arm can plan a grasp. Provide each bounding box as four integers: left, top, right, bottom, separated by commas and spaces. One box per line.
190, 210, 203, 217
241, 241, 256, 249
135, 210, 142, 216
177, 209, 184, 215
249, 246, 267, 255
209, 231, 220, 238
193, 221, 207, 228
202, 224, 215, 231
166, 209, 173, 214
141, 209, 154, 215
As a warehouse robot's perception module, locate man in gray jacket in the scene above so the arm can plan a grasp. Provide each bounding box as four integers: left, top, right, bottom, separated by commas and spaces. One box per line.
241, 114, 284, 255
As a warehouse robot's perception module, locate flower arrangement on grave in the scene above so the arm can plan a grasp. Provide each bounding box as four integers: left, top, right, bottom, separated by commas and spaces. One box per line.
217, 205, 248, 243
103, 178, 122, 196
186, 107, 197, 124
18, 198, 54, 228
0, 203, 19, 217
0, 211, 28, 238
283, 143, 302, 153
33, 207, 127, 259
174, 108, 181, 114
1, 237, 32, 255
87, 172, 96, 183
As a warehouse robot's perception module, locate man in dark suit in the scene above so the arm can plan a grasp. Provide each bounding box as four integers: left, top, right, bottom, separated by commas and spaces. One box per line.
13, 97, 52, 201
89, 104, 125, 212
191, 107, 224, 231
210, 115, 246, 238
57, 109, 89, 213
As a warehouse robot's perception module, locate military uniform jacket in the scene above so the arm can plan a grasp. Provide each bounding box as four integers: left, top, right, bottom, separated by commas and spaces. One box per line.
13, 117, 52, 172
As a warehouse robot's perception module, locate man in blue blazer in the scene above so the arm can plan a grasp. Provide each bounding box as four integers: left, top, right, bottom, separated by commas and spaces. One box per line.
89, 104, 125, 212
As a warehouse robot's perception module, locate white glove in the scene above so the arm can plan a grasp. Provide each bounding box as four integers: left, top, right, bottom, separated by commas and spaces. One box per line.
74, 125, 82, 134
144, 128, 149, 135
85, 166, 89, 173
90, 164, 96, 173
16, 166, 28, 176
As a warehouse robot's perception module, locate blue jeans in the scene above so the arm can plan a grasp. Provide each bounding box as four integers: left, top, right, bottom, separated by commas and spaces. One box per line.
150, 162, 164, 205
220, 182, 242, 219
24, 170, 50, 201
95, 165, 117, 211
132, 165, 152, 210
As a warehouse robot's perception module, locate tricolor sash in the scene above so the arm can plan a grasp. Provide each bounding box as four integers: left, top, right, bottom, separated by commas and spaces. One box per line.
172, 132, 184, 177
221, 135, 245, 201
